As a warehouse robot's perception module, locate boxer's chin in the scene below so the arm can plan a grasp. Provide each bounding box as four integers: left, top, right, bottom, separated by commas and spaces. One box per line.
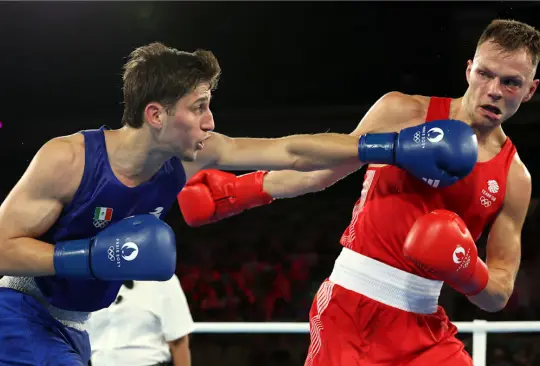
183, 149, 197, 162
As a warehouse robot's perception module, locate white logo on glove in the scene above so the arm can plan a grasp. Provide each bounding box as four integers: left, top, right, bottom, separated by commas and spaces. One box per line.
108, 246, 115, 262
453, 245, 471, 271
422, 177, 440, 188
452, 246, 465, 264
121, 242, 139, 261
427, 127, 444, 143
149, 207, 164, 218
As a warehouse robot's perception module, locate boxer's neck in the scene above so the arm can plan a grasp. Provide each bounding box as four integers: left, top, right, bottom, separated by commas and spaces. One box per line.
451, 97, 507, 146
104, 126, 174, 187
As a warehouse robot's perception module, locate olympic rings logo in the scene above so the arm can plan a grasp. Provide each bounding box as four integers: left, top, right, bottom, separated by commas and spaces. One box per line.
413, 132, 421, 144
108, 246, 115, 261
480, 196, 492, 207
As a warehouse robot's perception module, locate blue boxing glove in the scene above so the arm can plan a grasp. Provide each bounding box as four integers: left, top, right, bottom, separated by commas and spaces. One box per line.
358, 119, 478, 188
53, 214, 176, 281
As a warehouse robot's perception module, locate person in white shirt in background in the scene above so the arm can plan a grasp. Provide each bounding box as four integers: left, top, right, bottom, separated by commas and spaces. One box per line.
87, 275, 194, 366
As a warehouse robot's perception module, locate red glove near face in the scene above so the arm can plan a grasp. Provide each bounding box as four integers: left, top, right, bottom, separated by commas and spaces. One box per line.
403, 209, 489, 296
178, 169, 274, 227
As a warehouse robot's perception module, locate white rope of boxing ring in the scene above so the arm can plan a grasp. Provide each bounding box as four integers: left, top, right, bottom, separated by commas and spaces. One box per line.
193, 320, 540, 366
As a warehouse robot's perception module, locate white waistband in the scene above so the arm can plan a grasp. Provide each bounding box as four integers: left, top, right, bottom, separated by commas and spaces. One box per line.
329, 248, 443, 314
0, 276, 89, 331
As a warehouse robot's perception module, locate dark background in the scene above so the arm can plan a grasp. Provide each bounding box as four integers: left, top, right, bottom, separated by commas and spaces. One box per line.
1, 2, 540, 365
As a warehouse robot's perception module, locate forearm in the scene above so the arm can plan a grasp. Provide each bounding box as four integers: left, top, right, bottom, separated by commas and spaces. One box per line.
0, 237, 55, 277
467, 267, 515, 312
287, 133, 360, 171
262, 170, 323, 198
262, 161, 363, 199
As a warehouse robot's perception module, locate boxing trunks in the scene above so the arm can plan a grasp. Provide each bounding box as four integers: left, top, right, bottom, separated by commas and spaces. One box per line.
304, 248, 473, 366
0, 288, 91, 365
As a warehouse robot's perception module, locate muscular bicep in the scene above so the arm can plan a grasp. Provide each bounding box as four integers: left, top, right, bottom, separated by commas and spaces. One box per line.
485, 209, 522, 280
0, 138, 82, 242
0, 180, 63, 241
485, 158, 531, 284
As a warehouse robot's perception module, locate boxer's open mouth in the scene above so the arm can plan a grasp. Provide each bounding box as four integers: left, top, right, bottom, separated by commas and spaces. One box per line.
480, 104, 501, 115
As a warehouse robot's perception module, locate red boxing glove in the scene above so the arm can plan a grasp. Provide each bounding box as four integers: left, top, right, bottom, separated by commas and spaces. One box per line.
403, 209, 489, 296
178, 169, 274, 227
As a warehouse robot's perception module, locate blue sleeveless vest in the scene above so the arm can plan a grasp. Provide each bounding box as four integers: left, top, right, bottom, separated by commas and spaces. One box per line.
34, 126, 186, 312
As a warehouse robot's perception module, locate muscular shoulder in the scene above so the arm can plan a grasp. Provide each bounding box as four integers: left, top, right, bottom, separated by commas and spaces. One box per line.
378, 92, 428, 118
507, 153, 532, 197
503, 152, 532, 220
352, 92, 429, 135
42, 133, 83, 161
31, 133, 86, 202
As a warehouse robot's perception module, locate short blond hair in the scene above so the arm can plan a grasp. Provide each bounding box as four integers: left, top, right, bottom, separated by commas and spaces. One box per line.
477, 19, 540, 66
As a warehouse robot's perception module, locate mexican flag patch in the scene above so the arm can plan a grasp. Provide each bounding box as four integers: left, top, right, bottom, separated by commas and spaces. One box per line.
93, 207, 113, 228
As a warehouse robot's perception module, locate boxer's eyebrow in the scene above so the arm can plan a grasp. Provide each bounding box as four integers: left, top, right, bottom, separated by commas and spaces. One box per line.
193, 95, 211, 104
479, 66, 524, 81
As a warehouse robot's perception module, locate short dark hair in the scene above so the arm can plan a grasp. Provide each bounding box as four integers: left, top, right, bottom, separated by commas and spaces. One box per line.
477, 19, 540, 67
121, 42, 221, 128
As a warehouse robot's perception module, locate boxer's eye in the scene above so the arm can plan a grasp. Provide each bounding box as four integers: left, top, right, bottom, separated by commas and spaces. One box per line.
194, 103, 209, 113
478, 70, 490, 78
502, 78, 521, 87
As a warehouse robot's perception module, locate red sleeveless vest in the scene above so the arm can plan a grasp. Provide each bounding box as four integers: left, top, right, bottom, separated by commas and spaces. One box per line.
339, 97, 517, 279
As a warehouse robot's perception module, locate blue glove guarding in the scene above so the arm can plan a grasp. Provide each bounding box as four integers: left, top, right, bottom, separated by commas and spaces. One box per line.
357, 119, 478, 188
54, 214, 176, 281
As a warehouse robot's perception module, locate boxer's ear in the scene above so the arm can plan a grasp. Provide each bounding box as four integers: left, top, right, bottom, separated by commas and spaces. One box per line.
465, 60, 473, 85
144, 102, 166, 129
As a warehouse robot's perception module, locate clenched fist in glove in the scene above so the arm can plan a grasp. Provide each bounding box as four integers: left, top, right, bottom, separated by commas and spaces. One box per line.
403, 209, 489, 296
178, 169, 274, 227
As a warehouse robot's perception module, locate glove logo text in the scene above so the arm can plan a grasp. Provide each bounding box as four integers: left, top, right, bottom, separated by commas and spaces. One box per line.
112, 239, 122, 267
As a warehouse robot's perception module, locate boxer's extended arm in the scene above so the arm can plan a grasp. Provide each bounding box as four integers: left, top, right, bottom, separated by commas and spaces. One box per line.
467, 157, 531, 312
262, 92, 424, 198
0, 137, 82, 276
178, 93, 420, 226
178, 96, 394, 221
183, 131, 360, 179
179, 93, 477, 226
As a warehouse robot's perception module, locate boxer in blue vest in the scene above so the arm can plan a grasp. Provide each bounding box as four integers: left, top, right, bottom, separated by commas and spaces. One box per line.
0, 42, 477, 365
